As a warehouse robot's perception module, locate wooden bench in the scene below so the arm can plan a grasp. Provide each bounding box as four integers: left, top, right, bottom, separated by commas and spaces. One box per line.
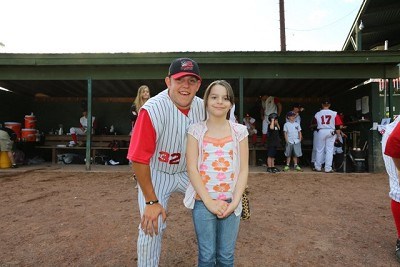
248, 138, 313, 166
36, 135, 131, 164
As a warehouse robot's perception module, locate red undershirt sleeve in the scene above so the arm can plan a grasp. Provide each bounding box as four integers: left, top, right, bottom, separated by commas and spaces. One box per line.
126, 109, 156, 164
335, 115, 343, 126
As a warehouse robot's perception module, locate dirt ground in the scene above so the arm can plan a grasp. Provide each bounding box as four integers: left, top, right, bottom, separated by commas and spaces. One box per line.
0, 166, 398, 266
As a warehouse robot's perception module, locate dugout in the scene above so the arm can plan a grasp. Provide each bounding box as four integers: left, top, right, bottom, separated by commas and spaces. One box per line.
2, 0, 400, 170
0, 51, 399, 171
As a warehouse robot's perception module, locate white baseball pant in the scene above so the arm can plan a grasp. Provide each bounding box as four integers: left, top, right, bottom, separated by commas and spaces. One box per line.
314, 129, 335, 172
136, 169, 189, 267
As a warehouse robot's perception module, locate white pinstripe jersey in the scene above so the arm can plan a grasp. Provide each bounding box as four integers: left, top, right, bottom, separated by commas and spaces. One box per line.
382, 117, 400, 202
262, 96, 278, 116
143, 89, 204, 174
314, 109, 337, 130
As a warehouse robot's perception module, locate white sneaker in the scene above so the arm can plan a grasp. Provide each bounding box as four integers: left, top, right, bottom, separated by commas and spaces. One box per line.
108, 159, 120, 165
68, 141, 77, 147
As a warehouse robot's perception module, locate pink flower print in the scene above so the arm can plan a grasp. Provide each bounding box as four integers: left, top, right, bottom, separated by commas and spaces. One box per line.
217, 193, 227, 200
216, 172, 226, 181
200, 163, 208, 171
215, 149, 224, 157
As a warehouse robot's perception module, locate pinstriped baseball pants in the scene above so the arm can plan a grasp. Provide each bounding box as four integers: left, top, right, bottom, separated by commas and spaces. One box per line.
136, 170, 189, 267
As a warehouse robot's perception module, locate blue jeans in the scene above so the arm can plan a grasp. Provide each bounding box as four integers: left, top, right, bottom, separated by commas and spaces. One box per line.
192, 200, 240, 267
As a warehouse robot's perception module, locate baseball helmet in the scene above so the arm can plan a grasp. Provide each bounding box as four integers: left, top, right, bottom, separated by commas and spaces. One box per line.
268, 113, 278, 120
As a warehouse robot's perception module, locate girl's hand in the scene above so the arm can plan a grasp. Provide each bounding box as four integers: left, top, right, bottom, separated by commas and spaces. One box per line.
218, 202, 237, 218
204, 199, 229, 217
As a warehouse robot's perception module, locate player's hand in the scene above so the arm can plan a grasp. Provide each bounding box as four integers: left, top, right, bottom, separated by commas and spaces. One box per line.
204, 199, 229, 217
140, 203, 166, 236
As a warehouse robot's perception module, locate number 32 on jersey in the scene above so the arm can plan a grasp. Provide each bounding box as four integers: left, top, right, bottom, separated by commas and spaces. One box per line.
158, 151, 181, 164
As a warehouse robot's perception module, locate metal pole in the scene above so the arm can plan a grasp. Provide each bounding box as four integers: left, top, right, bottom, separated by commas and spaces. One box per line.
239, 77, 244, 122
389, 78, 394, 119
86, 78, 92, 171
279, 0, 286, 51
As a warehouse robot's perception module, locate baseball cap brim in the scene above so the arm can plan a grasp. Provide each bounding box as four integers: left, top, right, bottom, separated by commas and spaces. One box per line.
171, 72, 202, 81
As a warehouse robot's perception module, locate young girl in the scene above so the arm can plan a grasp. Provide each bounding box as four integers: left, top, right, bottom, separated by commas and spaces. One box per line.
184, 80, 249, 267
266, 112, 281, 173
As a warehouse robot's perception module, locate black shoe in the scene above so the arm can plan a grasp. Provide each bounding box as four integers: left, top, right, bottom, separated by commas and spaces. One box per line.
273, 167, 280, 172
266, 167, 273, 173
396, 239, 400, 262
11, 164, 18, 168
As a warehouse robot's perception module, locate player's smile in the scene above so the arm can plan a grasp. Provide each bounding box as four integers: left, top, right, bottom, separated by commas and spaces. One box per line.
166, 75, 201, 110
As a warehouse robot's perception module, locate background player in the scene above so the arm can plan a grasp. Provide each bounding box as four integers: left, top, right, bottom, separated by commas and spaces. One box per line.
313, 99, 342, 173
127, 58, 203, 266
69, 109, 96, 147
243, 113, 258, 147
260, 94, 282, 146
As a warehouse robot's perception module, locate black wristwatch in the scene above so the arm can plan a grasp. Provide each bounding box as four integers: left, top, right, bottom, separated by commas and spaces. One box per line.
145, 200, 159, 205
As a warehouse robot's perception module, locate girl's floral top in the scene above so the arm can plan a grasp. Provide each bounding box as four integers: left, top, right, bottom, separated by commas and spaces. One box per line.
200, 135, 234, 200
184, 120, 248, 216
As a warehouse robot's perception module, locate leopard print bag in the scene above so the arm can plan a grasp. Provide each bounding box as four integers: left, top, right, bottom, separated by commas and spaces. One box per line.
241, 188, 251, 220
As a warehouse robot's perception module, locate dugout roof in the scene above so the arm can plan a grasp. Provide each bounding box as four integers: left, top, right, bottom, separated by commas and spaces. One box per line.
0, 51, 399, 100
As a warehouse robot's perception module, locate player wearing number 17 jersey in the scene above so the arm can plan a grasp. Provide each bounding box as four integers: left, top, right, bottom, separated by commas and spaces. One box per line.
313, 99, 343, 173
127, 58, 204, 267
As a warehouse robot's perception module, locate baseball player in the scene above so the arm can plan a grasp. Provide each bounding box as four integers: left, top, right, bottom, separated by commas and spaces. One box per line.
382, 116, 400, 262
313, 99, 342, 173
260, 95, 282, 146
127, 58, 204, 267
69, 110, 96, 147
243, 113, 258, 146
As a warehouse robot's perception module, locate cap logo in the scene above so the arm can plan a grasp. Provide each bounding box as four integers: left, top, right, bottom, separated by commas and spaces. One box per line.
181, 60, 194, 71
